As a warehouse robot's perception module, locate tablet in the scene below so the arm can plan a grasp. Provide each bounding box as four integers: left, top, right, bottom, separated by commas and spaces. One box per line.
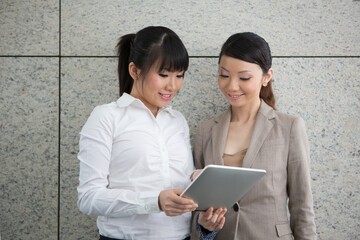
181, 164, 266, 210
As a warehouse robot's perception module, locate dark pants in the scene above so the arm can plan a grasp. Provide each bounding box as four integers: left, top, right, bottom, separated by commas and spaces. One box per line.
100, 235, 190, 240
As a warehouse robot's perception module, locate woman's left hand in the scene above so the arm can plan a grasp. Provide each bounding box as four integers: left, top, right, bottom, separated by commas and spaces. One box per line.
198, 207, 227, 231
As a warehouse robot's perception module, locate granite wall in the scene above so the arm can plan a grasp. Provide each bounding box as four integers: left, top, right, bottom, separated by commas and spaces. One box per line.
0, 1, 359, 239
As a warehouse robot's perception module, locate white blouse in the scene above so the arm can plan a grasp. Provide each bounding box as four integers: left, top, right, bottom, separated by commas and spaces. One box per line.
77, 93, 195, 240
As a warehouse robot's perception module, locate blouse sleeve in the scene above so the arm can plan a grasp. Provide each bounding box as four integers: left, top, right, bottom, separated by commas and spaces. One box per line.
287, 117, 317, 239
76, 106, 161, 217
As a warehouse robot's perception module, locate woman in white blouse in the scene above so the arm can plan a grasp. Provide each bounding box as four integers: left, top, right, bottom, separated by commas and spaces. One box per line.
77, 26, 201, 240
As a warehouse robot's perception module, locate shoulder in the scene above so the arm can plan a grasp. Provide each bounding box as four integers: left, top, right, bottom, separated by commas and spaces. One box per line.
274, 111, 305, 127
259, 102, 307, 134
89, 101, 119, 120
168, 107, 186, 120
197, 118, 216, 130
259, 102, 304, 127
273, 111, 301, 124
269, 111, 307, 139
197, 108, 230, 132
197, 115, 219, 131
167, 107, 188, 125
164, 108, 191, 134
81, 101, 121, 132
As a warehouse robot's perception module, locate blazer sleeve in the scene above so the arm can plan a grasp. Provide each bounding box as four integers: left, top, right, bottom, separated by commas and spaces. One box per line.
193, 121, 206, 169
287, 117, 317, 239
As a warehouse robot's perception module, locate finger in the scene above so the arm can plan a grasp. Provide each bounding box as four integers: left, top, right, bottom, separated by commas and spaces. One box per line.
192, 169, 202, 180
198, 209, 211, 225
164, 207, 189, 216
205, 207, 214, 221
168, 199, 198, 210
175, 204, 198, 212
164, 202, 198, 215
168, 205, 198, 215
171, 194, 196, 206
211, 208, 227, 224
215, 216, 225, 231
209, 208, 222, 224
172, 188, 184, 195
163, 193, 197, 210
218, 208, 227, 218
163, 202, 197, 213
198, 211, 206, 223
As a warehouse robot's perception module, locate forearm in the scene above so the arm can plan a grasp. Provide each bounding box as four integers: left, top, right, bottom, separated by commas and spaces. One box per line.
77, 182, 161, 217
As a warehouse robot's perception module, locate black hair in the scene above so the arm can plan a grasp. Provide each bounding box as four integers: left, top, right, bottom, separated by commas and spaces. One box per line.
116, 26, 189, 96
219, 32, 276, 109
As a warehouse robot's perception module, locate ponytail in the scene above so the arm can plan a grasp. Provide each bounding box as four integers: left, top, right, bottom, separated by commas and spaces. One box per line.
116, 33, 135, 96
260, 80, 276, 110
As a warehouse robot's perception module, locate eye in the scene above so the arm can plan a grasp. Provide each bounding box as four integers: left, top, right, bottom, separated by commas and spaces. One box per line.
240, 77, 250, 81
159, 73, 168, 77
176, 74, 184, 78
219, 74, 229, 78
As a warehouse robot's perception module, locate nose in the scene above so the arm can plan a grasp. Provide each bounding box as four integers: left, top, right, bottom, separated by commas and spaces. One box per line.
165, 76, 176, 92
228, 77, 240, 91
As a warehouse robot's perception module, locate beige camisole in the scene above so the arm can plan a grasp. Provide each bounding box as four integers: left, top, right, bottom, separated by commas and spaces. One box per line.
223, 148, 248, 167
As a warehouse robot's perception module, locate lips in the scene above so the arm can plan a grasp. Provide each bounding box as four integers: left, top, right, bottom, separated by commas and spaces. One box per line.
159, 92, 172, 101
228, 93, 244, 100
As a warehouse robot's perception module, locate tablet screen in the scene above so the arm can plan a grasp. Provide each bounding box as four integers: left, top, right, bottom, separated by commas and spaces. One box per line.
181, 165, 266, 210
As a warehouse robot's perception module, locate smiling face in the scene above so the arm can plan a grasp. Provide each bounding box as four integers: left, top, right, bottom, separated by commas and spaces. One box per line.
130, 62, 184, 116
218, 55, 272, 109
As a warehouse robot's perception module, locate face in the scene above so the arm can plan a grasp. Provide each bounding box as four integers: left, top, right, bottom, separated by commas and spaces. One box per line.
218, 55, 271, 108
131, 64, 184, 116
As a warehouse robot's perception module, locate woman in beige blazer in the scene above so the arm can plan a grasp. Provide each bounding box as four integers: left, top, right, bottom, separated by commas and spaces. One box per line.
191, 32, 316, 239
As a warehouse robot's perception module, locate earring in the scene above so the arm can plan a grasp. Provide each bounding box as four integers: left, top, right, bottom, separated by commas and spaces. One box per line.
262, 82, 268, 87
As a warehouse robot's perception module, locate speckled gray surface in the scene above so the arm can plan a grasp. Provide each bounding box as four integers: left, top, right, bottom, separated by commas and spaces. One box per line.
60, 58, 119, 239
0, 0, 59, 55
172, 59, 229, 143
0, 58, 59, 240
1, 1, 360, 239
61, 0, 360, 56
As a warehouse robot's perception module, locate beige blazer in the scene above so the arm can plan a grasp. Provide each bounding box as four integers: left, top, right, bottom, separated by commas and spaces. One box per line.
190, 101, 316, 240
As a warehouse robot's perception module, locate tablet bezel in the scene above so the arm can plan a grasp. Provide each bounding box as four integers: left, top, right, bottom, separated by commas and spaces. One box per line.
181, 164, 266, 210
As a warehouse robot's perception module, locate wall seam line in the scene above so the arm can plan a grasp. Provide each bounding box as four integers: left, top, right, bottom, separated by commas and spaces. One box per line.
0, 55, 359, 58
57, 0, 61, 239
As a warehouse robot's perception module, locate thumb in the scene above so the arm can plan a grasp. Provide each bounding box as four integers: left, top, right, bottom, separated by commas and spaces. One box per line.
172, 189, 183, 196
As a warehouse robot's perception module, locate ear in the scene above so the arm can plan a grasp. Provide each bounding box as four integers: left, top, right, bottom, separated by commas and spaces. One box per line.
263, 68, 273, 85
128, 62, 140, 81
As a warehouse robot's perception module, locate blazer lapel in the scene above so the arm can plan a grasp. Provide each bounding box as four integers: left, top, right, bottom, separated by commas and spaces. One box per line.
242, 101, 275, 168
211, 108, 231, 165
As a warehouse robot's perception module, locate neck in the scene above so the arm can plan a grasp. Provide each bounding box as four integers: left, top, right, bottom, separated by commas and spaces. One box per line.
130, 88, 159, 118
230, 98, 261, 124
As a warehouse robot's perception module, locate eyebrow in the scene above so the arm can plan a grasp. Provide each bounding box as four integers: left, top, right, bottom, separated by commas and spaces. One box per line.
220, 66, 252, 74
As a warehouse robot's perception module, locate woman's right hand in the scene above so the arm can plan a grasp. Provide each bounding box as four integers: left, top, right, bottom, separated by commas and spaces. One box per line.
158, 189, 198, 216
198, 207, 227, 231
190, 169, 202, 181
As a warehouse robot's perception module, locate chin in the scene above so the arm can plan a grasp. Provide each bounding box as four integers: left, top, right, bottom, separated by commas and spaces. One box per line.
158, 102, 170, 108
228, 100, 246, 108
